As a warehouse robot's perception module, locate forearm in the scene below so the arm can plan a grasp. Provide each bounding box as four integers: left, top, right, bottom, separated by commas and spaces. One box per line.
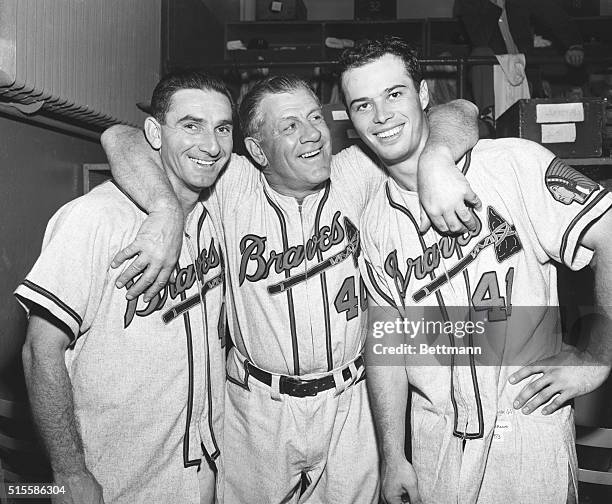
425, 99, 479, 162
22, 334, 87, 476
366, 364, 409, 463
416, 100, 481, 234
101, 125, 180, 215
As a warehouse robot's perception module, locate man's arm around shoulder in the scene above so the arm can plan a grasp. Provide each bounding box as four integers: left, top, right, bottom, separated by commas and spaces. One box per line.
418, 99, 481, 234
100, 125, 183, 303
23, 308, 104, 504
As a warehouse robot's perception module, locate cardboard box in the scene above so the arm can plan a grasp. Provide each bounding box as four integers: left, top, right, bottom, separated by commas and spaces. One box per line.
255, 0, 307, 20
496, 98, 607, 158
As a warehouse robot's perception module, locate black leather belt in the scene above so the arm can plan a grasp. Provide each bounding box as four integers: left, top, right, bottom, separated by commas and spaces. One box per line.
245, 356, 364, 398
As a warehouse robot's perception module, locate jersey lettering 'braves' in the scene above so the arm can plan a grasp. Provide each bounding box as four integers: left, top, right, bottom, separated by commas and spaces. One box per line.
360, 138, 612, 504
206, 146, 384, 504
124, 238, 222, 327
15, 182, 225, 504
210, 148, 382, 375
238, 210, 349, 286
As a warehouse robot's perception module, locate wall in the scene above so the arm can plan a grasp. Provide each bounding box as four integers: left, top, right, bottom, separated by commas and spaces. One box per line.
397, 0, 453, 18
0, 115, 106, 399
304, 0, 353, 19
241, 0, 454, 20
304, 0, 454, 20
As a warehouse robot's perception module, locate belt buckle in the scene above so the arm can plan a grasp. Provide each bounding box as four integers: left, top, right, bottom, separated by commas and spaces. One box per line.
283, 376, 318, 397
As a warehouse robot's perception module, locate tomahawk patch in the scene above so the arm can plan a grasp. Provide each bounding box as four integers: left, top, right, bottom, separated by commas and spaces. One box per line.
488, 207, 522, 261
545, 158, 598, 205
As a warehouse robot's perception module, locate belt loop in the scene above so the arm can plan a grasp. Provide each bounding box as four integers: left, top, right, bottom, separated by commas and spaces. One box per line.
332, 370, 346, 396
242, 359, 252, 391
348, 362, 358, 387
270, 374, 282, 401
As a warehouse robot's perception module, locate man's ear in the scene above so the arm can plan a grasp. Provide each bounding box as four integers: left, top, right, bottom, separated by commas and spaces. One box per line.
244, 137, 268, 167
419, 81, 430, 111
144, 116, 162, 150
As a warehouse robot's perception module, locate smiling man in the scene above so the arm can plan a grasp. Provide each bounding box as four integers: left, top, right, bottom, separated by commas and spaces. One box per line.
340, 37, 612, 504
100, 68, 481, 502
14, 71, 230, 504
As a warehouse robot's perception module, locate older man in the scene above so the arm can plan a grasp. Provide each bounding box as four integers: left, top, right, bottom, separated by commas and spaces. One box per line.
15, 71, 231, 504
101, 73, 479, 502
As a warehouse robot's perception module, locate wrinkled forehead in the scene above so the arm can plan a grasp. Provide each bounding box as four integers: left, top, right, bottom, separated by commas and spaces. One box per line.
257, 87, 321, 126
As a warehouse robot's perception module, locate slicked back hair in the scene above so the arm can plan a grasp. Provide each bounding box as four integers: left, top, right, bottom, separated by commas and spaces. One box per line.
150, 70, 234, 123
337, 36, 422, 105
238, 75, 319, 139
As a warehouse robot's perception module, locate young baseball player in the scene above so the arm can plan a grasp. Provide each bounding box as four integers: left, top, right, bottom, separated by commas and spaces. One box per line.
15, 71, 232, 504
339, 37, 612, 503
98, 78, 480, 502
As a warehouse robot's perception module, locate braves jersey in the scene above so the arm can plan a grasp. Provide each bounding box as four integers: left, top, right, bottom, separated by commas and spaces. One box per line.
212, 147, 383, 375
360, 138, 612, 503
15, 182, 225, 504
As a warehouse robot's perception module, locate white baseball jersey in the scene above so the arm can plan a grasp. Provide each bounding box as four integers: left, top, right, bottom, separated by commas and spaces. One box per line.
15, 182, 226, 504
208, 147, 384, 503
360, 138, 612, 504
213, 147, 383, 375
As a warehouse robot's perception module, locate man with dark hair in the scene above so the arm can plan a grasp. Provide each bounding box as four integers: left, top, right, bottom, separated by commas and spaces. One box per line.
100, 65, 480, 502
15, 71, 231, 504
339, 37, 612, 504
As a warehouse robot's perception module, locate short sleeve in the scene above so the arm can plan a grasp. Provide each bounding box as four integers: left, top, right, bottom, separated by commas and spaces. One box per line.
496, 139, 612, 270
14, 197, 122, 341
332, 146, 386, 212
359, 203, 397, 308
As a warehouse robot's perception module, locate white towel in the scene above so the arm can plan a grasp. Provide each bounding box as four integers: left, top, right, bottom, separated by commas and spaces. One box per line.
494, 53, 530, 119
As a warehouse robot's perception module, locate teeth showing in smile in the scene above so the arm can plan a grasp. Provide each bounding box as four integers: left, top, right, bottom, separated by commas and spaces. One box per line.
376, 125, 403, 139
300, 149, 321, 159
189, 156, 215, 166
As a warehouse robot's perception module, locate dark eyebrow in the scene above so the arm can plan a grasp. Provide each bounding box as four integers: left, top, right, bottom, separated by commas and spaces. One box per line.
386, 84, 408, 94
177, 114, 205, 124
177, 116, 233, 127
348, 84, 408, 108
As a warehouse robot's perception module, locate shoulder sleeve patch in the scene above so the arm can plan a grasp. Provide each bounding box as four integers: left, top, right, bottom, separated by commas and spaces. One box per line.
545, 157, 599, 205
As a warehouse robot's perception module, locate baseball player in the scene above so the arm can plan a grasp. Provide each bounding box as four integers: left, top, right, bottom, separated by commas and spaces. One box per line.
15, 71, 231, 504
99, 77, 480, 503
338, 38, 612, 503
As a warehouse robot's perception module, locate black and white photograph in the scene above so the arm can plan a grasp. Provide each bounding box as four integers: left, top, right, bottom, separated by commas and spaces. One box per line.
1, 1, 612, 503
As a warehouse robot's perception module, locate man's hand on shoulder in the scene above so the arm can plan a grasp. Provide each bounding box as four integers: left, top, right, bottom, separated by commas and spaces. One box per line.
509, 344, 611, 415
112, 204, 184, 302
381, 457, 422, 504
417, 145, 481, 234
53, 469, 105, 504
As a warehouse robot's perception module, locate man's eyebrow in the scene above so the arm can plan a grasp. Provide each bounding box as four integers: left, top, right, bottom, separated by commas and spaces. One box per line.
348, 84, 408, 108
278, 107, 322, 122
276, 114, 299, 125
177, 114, 205, 124
385, 84, 408, 94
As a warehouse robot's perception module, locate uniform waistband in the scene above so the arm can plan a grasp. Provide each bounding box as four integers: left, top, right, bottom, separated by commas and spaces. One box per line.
227, 348, 365, 399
